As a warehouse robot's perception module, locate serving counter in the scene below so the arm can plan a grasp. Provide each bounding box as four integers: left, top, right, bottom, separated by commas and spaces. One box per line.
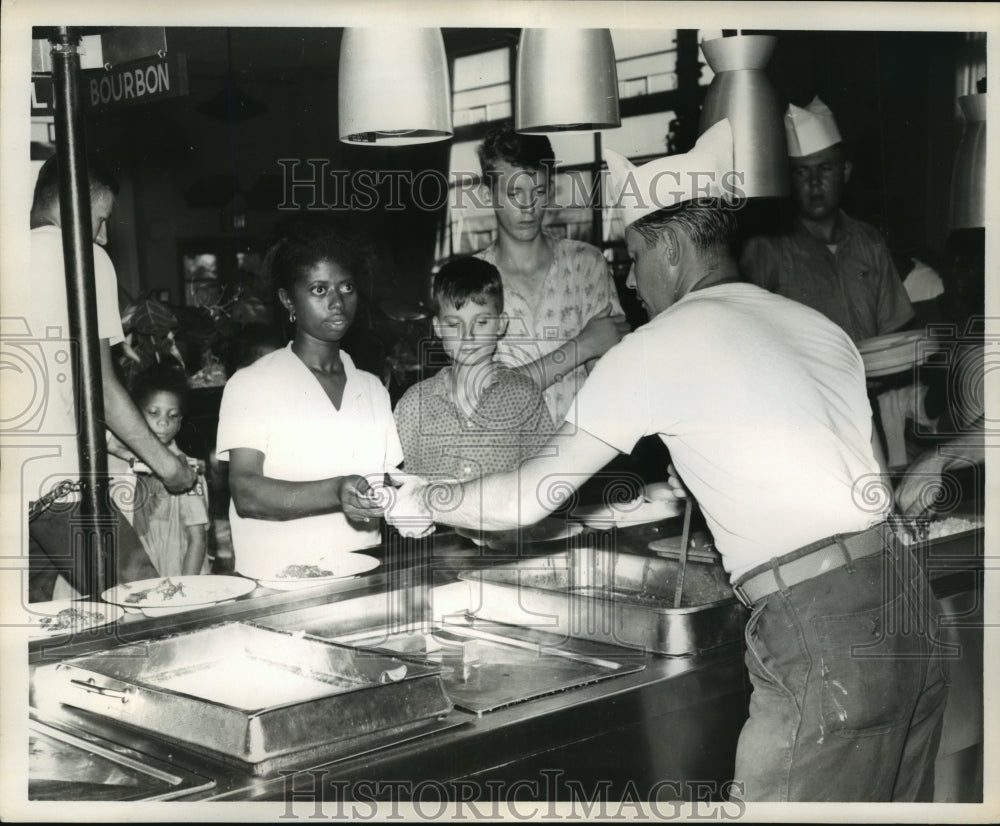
25, 514, 984, 805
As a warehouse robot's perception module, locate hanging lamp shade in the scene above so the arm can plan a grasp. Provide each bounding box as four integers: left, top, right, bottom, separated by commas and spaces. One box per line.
949, 92, 986, 229
339, 28, 452, 145
699, 35, 787, 198
516, 29, 620, 133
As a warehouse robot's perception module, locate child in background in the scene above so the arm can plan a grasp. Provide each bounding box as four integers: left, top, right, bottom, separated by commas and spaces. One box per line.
394, 257, 554, 481
129, 365, 210, 576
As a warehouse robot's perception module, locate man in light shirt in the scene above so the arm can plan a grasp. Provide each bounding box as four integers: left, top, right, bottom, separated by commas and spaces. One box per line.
25, 155, 196, 600
389, 121, 949, 802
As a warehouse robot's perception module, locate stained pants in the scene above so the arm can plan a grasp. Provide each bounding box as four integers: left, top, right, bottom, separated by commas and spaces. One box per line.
733, 539, 950, 801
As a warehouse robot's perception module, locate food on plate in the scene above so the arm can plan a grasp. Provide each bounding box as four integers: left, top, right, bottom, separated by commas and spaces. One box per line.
926, 517, 982, 538
897, 516, 983, 544
277, 564, 335, 579
38, 607, 107, 632
125, 577, 187, 604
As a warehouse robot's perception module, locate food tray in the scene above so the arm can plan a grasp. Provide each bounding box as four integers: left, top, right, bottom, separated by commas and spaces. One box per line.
39, 622, 452, 773
334, 622, 645, 716
460, 547, 745, 656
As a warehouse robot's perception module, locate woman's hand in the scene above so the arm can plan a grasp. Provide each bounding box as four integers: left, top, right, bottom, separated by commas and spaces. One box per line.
338, 475, 386, 524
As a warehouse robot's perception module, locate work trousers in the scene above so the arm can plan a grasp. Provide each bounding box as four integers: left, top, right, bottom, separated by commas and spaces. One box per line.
733, 539, 950, 801
28, 499, 158, 603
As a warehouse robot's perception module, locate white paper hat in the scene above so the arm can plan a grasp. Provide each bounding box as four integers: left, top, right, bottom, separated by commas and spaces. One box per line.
605, 119, 735, 230
784, 96, 842, 157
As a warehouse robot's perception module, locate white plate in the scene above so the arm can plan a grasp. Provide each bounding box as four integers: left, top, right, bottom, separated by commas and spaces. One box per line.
856, 331, 936, 378
25, 600, 125, 637
254, 553, 381, 591
573, 498, 683, 528
101, 575, 256, 617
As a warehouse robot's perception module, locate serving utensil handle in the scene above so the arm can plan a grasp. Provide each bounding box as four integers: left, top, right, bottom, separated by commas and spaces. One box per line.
672, 498, 694, 609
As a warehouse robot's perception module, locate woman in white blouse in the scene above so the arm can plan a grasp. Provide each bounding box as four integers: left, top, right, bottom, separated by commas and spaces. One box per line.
216, 223, 402, 580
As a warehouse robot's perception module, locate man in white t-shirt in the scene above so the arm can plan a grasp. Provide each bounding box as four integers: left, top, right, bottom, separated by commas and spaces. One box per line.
23, 155, 196, 601
388, 121, 949, 801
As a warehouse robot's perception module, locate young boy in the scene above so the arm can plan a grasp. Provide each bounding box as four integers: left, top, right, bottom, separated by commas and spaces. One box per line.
394, 257, 554, 481
126, 365, 210, 576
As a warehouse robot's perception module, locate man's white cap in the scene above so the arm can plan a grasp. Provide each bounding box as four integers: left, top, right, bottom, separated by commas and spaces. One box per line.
784, 96, 842, 158
604, 119, 735, 230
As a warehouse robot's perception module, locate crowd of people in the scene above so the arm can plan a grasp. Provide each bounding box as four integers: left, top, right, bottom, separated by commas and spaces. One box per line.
23, 98, 984, 802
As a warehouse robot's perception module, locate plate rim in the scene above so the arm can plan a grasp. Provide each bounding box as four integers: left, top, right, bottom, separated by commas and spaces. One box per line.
100, 574, 256, 609
856, 329, 925, 354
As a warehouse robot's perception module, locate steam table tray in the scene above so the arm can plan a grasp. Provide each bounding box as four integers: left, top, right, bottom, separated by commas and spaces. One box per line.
37, 622, 453, 774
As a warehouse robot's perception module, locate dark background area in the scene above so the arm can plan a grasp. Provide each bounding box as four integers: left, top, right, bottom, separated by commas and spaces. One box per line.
65, 27, 979, 317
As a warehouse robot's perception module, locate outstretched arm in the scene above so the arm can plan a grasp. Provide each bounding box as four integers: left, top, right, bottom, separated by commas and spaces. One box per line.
227, 447, 385, 524
100, 340, 196, 493
510, 303, 630, 390
389, 422, 622, 533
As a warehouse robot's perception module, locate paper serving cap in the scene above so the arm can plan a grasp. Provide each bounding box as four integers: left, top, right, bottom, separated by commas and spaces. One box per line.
604, 119, 735, 230
785, 96, 842, 157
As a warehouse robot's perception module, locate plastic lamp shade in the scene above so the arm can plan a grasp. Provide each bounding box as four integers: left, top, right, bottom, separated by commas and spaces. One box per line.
949, 93, 986, 229
516, 29, 621, 133
339, 28, 452, 145
699, 34, 788, 198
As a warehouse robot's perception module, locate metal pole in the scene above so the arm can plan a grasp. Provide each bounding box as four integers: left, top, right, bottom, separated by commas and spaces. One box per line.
49, 27, 112, 598
591, 131, 603, 244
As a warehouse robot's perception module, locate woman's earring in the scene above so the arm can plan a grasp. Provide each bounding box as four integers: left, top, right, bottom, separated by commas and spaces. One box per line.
289, 309, 296, 323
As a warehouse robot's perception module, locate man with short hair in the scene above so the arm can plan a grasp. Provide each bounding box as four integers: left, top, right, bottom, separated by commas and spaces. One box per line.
24, 154, 196, 601
741, 97, 914, 342
389, 121, 949, 801
474, 124, 630, 424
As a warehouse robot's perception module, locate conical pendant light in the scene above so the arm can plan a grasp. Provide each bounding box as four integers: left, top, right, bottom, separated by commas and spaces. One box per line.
339, 28, 452, 145
516, 29, 620, 133
949, 92, 986, 229
699, 34, 787, 198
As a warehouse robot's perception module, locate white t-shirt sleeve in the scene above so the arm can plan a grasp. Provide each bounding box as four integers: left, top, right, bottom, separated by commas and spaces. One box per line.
94, 244, 125, 345
572, 331, 653, 453
215, 369, 269, 461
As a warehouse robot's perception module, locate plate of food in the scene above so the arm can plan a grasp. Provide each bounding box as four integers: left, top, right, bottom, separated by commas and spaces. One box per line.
101, 576, 257, 616
856, 330, 936, 378
25, 600, 125, 638
254, 553, 381, 591
896, 515, 985, 551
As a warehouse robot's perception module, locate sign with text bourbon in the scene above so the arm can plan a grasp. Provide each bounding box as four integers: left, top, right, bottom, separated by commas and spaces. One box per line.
82, 53, 188, 113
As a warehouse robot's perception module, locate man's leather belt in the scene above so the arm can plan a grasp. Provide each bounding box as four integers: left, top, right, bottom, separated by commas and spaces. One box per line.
732, 523, 889, 607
